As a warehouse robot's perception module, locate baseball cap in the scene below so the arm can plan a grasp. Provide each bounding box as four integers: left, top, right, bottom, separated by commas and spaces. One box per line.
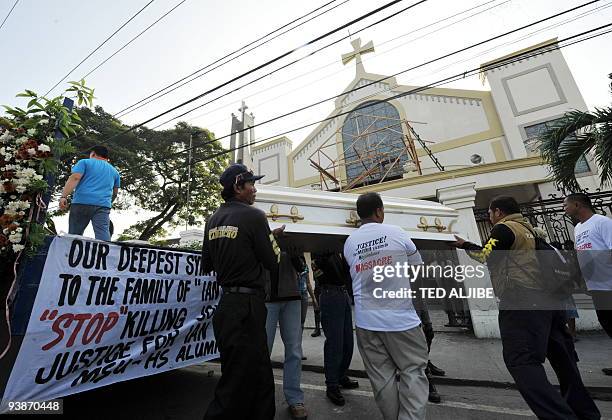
219, 163, 264, 188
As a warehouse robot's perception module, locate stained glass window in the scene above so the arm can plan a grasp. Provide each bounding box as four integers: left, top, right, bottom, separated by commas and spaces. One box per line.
341, 101, 409, 185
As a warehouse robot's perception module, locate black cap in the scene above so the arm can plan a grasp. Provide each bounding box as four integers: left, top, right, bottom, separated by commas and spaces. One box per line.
219, 163, 264, 188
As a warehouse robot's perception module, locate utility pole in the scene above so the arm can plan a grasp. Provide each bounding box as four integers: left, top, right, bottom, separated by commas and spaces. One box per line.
185, 131, 194, 231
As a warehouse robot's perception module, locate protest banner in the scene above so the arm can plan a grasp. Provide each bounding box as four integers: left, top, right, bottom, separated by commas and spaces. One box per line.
1, 236, 219, 411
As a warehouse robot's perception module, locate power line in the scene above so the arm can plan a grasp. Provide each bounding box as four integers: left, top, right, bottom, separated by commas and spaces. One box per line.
44, 0, 156, 97
113, 0, 348, 118
81, 0, 189, 80
146, 0, 431, 131
402, 0, 612, 87
186, 25, 612, 171
118, 24, 612, 193
0, 0, 19, 31
121, 0, 599, 171
79, 0, 427, 153
58, 22, 612, 210
122, 21, 612, 189
44, 26, 612, 213
183, 0, 511, 130
147, 0, 594, 132
123, 0, 423, 132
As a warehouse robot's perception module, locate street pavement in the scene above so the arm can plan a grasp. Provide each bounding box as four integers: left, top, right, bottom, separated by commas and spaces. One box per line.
290, 308, 612, 391
60, 363, 612, 419
54, 308, 612, 419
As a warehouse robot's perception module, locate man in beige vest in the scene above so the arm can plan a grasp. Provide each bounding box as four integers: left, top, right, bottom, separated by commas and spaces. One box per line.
453, 196, 600, 420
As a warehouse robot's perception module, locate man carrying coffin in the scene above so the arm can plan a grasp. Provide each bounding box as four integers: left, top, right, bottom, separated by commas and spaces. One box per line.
344, 192, 429, 419
202, 164, 284, 420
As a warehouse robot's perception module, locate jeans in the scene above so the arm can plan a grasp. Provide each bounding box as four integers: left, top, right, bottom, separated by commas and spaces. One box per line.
498, 309, 600, 420
320, 285, 354, 387
265, 300, 304, 405
68, 204, 111, 241
300, 292, 309, 327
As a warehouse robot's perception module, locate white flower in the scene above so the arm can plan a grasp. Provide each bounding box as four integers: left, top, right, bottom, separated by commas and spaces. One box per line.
16, 227, 22, 232
15, 136, 28, 145
12, 244, 25, 252
4, 200, 30, 216
38, 119, 49, 126
9, 232, 22, 243
27, 148, 36, 155
27, 128, 37, 137
0, 131, 13, 143
37, 144, 50, 153
15, 168, 37, 178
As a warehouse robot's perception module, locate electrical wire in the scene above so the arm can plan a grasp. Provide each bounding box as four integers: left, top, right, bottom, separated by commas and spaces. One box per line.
186, 25, 612, 171
51, 25, 612, 210
81, 0, 190, 80
113, 0, 348, 118
43, 0, 156, 97
0, 0, 19, 31
75, 0, 428, 155
119, 23, 612, 191
119, 0, 600, 174
182, 0, 512, 130
120, 0, 425, 133
145, 0, 596, 133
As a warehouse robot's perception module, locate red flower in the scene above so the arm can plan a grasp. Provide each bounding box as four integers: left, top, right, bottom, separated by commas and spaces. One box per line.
0, 214, 15, 228
2, 181, 16, 193
15, 139, 39, 161
1, 170, 15, 180
5, 223, 18, 233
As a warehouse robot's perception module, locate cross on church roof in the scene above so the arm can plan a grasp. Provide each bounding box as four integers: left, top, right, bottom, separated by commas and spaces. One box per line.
341, 38, 374, 75
238, 100, 248, 114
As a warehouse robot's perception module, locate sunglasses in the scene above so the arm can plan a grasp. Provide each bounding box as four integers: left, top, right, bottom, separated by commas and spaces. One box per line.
235, 170, 254, 185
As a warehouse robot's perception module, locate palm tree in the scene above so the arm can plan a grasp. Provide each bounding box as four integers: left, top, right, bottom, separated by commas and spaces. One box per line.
539, 73, 612, 192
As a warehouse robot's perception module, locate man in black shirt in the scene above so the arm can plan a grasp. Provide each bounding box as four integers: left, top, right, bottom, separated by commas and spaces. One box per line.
202, 164, 284, 420
452, 196, 599, 420
312, 252, 359, 406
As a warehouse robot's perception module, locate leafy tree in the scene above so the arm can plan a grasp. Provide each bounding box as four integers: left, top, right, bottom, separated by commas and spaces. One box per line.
57, 107, 227, 241
540, 74, 612, 192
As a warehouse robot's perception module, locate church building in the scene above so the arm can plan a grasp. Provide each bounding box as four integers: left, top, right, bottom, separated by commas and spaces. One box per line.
186, 37, 610, 337
246, 37, 602, 212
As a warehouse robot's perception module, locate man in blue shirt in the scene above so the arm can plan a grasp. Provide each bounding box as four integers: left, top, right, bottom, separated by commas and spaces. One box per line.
59, 145, 120, 241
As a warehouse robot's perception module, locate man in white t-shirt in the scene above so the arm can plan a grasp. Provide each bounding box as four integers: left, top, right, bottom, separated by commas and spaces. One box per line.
564, 193, 612, 376
343, 192, 428, 420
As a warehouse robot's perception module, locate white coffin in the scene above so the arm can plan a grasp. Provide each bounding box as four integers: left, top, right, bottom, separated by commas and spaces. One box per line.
253, 186, 459, 251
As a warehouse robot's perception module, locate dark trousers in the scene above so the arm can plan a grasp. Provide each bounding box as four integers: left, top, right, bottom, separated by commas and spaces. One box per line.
591, 291, 612, 338
204, 293, 275, 420
320, 286, 353, 387
313, 285, 321, 329
498, 309, 600, 420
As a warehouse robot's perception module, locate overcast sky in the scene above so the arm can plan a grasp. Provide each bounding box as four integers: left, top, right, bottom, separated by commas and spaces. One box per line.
2, 0, 611, 238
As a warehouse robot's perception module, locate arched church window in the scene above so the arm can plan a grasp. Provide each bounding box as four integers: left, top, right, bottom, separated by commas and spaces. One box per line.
341, 100, 410, 186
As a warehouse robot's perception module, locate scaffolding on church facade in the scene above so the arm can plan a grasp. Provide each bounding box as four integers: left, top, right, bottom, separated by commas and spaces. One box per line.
308, 109, 443, 192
